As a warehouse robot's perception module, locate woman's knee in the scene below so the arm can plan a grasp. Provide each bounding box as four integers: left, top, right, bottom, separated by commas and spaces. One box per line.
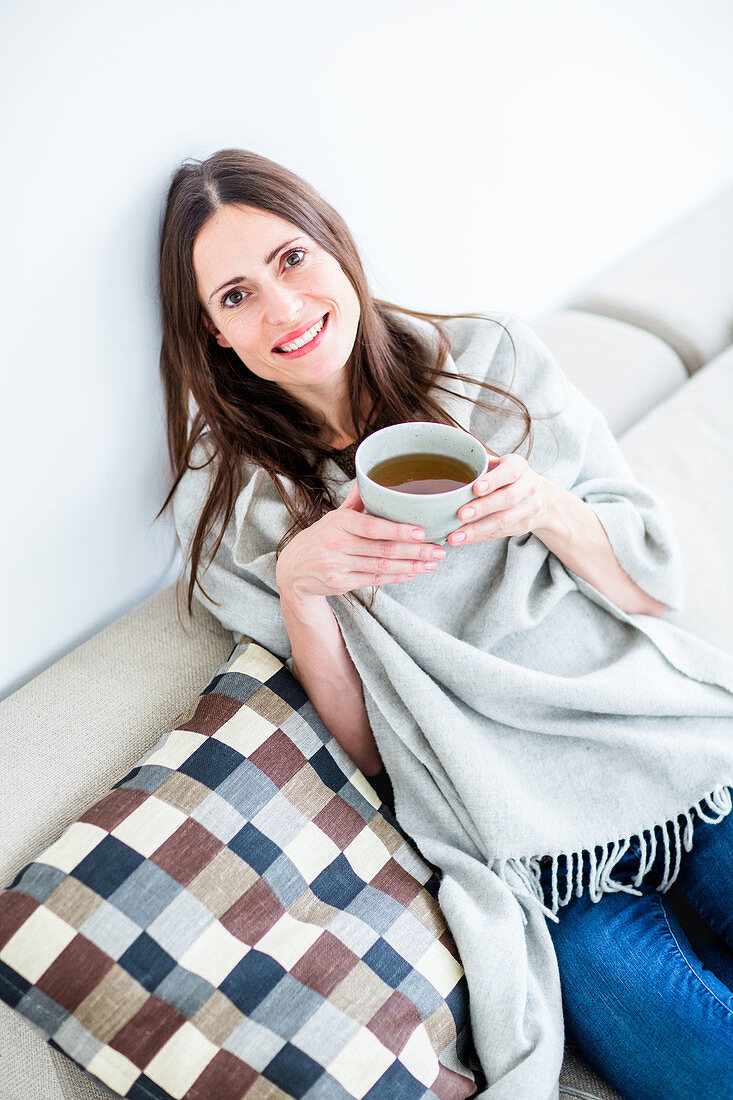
673, 803, 733, 947
549, 886, 733, 1100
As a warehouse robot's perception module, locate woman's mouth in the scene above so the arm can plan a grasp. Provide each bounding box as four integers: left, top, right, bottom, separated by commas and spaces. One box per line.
273, 313, 329, 357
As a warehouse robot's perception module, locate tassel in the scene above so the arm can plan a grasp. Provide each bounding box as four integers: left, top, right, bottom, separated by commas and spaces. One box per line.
659, 822, 672, 891
574, 848, 583, 899
598, 839, 620, 891
682, 811, 694, 851
492, 784, 733, 919
550, 855, 559, 915
599, 838, 642, 898
561, 853, 575, 907
588, 846, 600, 902
656, 816, 684, 892
495, 857, 559, 924
693, 784, 732, 823
631, 830, 648, 888
635, 825, 658, 887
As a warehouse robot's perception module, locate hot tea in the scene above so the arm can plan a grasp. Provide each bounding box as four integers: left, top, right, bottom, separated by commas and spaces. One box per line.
367, 452, 477, 494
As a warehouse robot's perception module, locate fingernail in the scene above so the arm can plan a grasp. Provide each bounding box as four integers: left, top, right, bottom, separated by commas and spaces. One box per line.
452, 531, 466, 543
475, 481, 488, 493
412, 528, 425, 540
461, 507, 475, 519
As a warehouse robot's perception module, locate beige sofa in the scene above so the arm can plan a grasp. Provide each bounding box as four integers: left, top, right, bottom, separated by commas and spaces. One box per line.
2, 186, 732, 1100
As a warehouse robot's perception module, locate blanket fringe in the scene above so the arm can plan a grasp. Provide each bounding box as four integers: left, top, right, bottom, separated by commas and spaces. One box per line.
494, 784, 732, 926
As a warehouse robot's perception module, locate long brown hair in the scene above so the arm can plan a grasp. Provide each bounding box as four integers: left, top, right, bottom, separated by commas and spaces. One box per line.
155, 148, 533, 620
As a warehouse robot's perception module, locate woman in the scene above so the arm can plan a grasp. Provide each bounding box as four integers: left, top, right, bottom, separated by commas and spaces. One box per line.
158, 148, 733, 1100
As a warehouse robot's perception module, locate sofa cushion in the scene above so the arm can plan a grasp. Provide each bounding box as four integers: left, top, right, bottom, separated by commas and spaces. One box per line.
533, 309, 687, 435
559, 1044, 624, 1099
619, 342, 733, 655
0, 637, 479, 1100
0, 585, 235, 1099
0, 584, 234, 891
569, 185, 733, 374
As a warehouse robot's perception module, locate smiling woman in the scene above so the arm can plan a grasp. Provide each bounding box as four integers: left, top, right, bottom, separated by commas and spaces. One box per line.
193, 204, 362, 439
155, 148, 733, 1100
155, 147, 532, 623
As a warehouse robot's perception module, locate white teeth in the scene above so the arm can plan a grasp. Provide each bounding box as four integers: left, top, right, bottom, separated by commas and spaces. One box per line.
277, 315, 325, 353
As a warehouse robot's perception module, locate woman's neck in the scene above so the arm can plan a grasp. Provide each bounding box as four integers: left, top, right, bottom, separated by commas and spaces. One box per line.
320, 395, 375, 449
322, 425, 358, 449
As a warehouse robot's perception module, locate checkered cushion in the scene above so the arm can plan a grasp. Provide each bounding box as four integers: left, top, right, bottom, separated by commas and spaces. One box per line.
0, 636, 481, 1099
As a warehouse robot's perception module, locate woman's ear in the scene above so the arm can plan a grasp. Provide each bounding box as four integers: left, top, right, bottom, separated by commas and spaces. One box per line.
204, 314, 232, 349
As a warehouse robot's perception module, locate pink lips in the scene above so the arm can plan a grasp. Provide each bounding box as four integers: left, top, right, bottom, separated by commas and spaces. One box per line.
272, 313, 328, 352
273, 313, 329, 357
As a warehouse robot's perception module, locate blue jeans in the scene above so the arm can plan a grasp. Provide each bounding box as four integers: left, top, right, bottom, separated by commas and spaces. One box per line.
540, 799, 733, 1100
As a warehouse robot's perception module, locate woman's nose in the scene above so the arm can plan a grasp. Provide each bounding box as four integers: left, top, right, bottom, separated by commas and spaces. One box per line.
262, 280, 304, 325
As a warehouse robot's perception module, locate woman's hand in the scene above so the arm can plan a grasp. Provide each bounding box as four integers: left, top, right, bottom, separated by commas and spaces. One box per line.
446, 454, 554, 546
276, 481, 447, 602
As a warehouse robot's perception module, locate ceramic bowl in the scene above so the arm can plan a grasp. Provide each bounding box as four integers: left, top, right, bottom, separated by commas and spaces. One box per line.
355, 422, 489, 544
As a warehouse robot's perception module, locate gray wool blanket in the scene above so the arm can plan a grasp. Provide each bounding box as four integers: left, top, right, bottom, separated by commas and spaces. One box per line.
173, 312, 733, 1099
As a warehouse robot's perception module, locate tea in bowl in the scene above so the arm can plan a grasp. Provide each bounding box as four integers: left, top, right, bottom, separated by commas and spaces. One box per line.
354, 422, 489, 544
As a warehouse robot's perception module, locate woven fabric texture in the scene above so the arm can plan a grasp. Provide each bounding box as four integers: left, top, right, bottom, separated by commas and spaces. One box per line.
0, 999, 66, 1100
0, 583, 234, 888
559, 1046, 623, 1100
0, 635, 479, 1100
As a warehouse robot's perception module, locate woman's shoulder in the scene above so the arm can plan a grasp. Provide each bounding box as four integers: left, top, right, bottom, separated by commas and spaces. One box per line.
436, 311, 562, 401
172, 432, 213, 507
177, 432, 263, 488
171, 432, 262, 539
438, 310, 544, 363
173, 433, 219, 510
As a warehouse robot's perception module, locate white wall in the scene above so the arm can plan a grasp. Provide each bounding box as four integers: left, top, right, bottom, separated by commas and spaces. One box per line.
2, 0, 733, 700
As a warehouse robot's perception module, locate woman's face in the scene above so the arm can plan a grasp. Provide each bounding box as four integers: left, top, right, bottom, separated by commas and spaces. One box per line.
193, 204, 361, 402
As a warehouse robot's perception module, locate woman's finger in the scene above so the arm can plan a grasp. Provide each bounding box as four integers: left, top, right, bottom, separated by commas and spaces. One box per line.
344, 567, 436, 588
472, 453, 526, 498
350, 553, 442, 576
339, 505, 429, 547
458, 479, 528, 523
338, 481, 365, 512
448, 502, 537, 545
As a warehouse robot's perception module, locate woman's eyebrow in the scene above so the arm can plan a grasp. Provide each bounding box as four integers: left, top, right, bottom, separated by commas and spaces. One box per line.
207, 237, 304, 303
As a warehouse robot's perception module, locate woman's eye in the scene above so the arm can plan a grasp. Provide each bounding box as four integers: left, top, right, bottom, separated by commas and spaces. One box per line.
222, 288, 247, 308
220, 250, 306, 308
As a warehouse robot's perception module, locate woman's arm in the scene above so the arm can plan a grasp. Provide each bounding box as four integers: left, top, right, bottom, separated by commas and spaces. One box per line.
280, 590, 383, 776
532, 480, 668, 616
451, 315, 685, 613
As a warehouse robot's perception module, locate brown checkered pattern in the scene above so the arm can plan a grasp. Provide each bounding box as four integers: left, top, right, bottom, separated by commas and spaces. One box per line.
0, 637, 482, 1099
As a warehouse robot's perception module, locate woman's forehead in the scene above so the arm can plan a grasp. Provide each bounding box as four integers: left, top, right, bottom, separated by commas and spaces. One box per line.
197, 205, 301, 253
193, 205, 306, 284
